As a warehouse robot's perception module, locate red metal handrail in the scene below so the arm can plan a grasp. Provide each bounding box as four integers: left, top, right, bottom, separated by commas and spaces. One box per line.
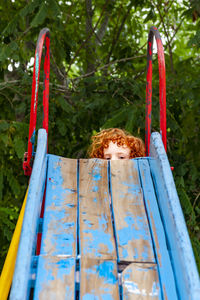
23, 28, 50, 176
145, 26, 166, 156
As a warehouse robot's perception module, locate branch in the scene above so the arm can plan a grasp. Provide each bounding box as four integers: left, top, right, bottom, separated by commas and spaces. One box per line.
96, 13, 109, 45
152, 0, 175, 73
66, 0, 110, 76
106, 2, 133, 65
51, 53, 65, 80
0, 92, 13, 107
121, 94, 133, 105
169, 18, 184, 44
72, 54, 145, 81
85, 0, 96, 73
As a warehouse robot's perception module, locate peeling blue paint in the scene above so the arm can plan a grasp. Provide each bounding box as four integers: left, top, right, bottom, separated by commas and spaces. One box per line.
84, 261, 117, 285
124, 269, 131, 280
89, 163, 102, 182
83, 294, 99, 300
34, 256, 75, 299
133, 248, 139, 259
118, 215, 149, 251
83, 219, 92, 228
98, 261, 117, 284
40, 155, 77, 257
122, 248, 128, 259
138, 158, 178, 299
93, 173, 102, 181
92, 185, 99, 192
101, 294, 114, 300
121, 182, 140, 193
151, 281, 160, 296
57, 258, 74, 276
82, 214, 114, 257
99, 213, 108, 231
141, 245, 149, 260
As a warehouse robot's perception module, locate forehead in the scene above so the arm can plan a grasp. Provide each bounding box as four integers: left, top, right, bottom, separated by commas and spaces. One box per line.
104, 141, 130, 155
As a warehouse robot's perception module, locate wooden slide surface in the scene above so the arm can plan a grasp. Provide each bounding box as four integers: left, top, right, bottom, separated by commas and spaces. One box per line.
33, 155, 177, 299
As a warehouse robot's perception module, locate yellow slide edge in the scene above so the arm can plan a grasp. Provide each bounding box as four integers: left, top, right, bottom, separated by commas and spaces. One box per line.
0, 187, 29, 300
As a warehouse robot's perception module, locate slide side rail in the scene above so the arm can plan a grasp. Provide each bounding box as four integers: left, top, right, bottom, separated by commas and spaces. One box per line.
149, 132, 200, 300
10, 129, 48, 300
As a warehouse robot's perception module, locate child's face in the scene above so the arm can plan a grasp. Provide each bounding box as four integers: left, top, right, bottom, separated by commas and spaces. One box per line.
103, 141, 130, 160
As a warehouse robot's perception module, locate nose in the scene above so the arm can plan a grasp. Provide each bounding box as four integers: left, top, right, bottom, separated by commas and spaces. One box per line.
110, 154, 119, 160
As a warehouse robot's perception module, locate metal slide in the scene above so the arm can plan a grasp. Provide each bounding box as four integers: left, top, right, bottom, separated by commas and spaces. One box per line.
0, 28, 199, 300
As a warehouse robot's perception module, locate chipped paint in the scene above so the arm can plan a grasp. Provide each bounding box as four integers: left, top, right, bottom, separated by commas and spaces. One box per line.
82, 214, 114, 257
34, 256, 75, 300
110, 159, 155, 262
80, 258, 120, 299
145, 26, 166, 155
138, 158, 178, 299
40, 156, 77, 258
150, 133, 200, 299
122, 263, 161, 299
79, 159, 116, 260
17, 150, 187, 298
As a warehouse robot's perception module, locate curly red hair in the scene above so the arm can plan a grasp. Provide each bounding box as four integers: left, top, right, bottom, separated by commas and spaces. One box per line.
88, 128, 145, 159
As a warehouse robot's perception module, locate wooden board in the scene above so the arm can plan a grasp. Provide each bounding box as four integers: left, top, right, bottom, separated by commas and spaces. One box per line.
122, 263, 161, 299
80, 258, 120, 299
40, 155, 77, 256
110, 160, 155, 262
138, 159, 178, 300
79, 159, 117, 260
34, 155, 78, 299
34, 256, 75, 300
150, 133, 200, 300
9, 129, 47, 300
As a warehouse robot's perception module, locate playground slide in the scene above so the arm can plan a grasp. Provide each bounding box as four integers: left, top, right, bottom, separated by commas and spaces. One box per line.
0, 26, 200, 299
7, 129, 200, 300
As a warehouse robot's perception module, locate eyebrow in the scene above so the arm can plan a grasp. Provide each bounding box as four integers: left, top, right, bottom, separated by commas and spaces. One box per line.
117, 152, 128, 155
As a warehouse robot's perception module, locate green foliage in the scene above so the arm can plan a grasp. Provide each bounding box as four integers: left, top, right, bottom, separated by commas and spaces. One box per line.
0, 0, 199, 275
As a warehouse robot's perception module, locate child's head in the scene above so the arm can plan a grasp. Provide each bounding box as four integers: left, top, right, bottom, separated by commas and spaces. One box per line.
88, 128, 145, 160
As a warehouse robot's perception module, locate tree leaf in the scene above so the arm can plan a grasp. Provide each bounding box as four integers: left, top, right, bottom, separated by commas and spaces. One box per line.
57, 96, 74, 113
0, 170, 3, 202
14, 137, 25, 159
31, 2, 48, 27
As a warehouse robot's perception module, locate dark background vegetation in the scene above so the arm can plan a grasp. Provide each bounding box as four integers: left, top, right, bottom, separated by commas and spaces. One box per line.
0, 0, 199, 273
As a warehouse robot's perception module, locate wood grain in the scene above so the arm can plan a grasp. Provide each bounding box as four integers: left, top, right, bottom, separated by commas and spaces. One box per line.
122, 263, 161, 299
79, 159, 117, 260
80, 258, 120, 300
138, 158, 178, 300
40, 155, 77, 256
110, 160, 155, 262
34, 256, 75, 300
34, 155, 77, 299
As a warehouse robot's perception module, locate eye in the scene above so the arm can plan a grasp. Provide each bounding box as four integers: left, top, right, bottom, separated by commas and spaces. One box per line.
105, 157, 110, 160
119, 156, 125, 159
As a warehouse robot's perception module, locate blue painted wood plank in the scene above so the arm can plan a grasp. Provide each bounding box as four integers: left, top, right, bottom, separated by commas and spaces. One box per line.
138, 158, 178, 300
80, 258, 120, 299
79, 159, 117, 260
39, 155, 77, 256
34, 256, 75, 299
149, 132, 200, 300
10, 129, 47, 300
122, 263, 162, 299
34, 155, 77, 298
110, 160, 155, 263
